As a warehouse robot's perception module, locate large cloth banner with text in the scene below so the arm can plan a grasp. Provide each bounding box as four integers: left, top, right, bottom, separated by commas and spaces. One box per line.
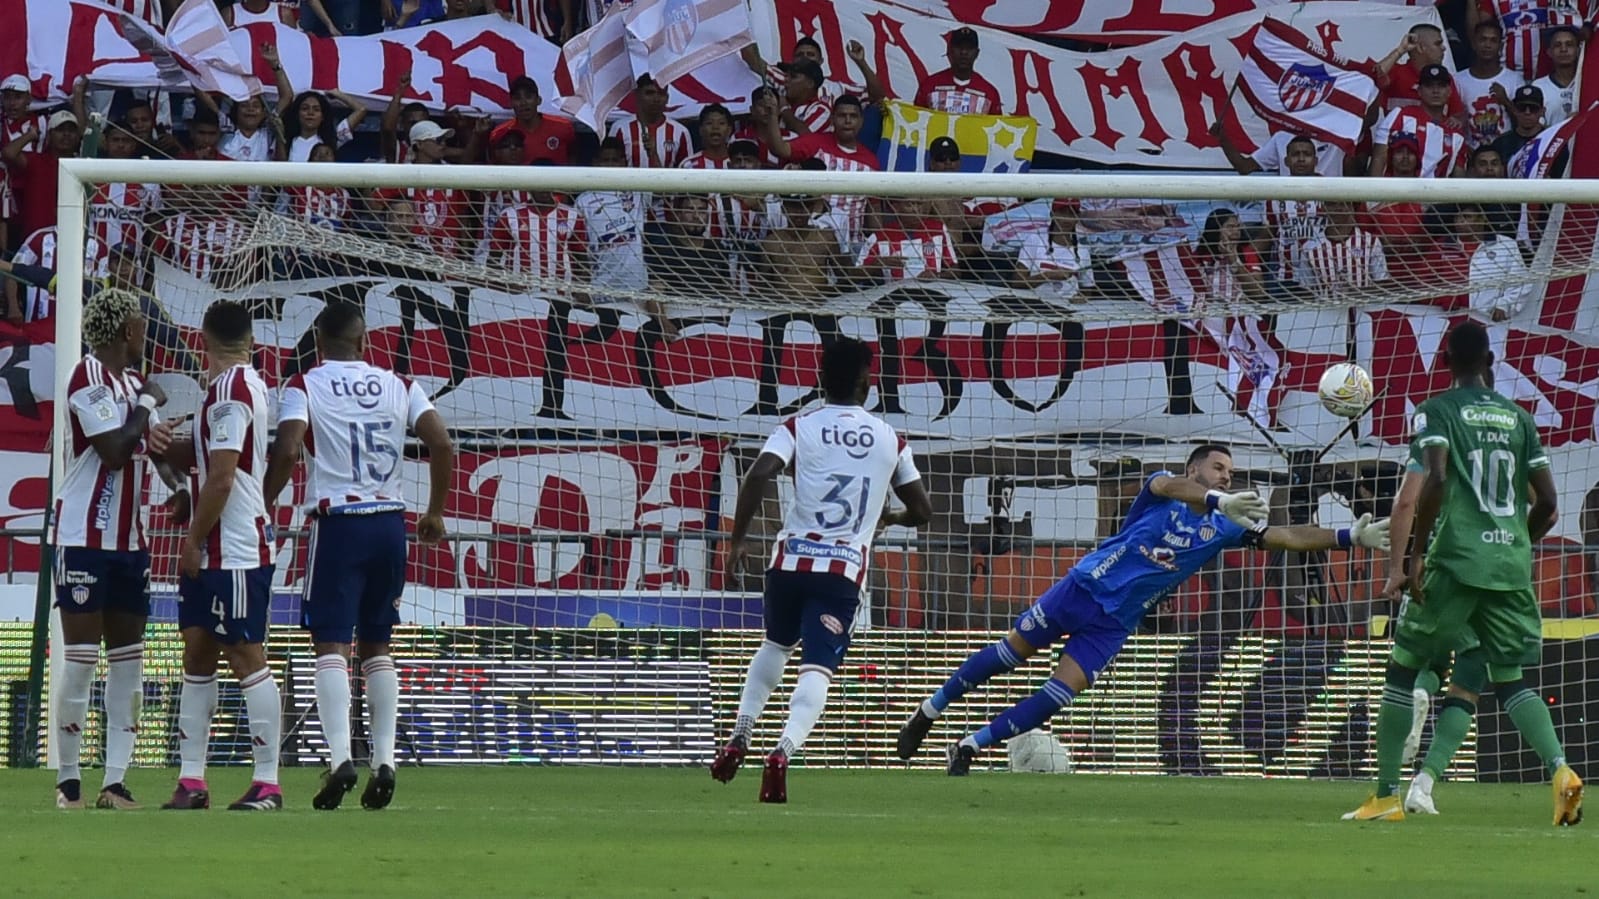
754, 0, 1441, 167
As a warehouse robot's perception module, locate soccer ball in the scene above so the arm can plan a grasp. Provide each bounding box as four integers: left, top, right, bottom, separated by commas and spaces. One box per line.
1006, 729, 1074, 774
1317, 362, 1374, 419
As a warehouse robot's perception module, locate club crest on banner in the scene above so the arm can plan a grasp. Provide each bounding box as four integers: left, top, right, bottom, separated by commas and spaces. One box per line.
1277, 63, 1335, 112
663, 0, 699, 55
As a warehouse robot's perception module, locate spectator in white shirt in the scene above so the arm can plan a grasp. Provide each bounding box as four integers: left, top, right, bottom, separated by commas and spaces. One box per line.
576, 138, 675, 340
1531, 26, 1580, 127
1015, 199, 1092, 306
284, 89, 368, 162
1454, 19, 1523, 148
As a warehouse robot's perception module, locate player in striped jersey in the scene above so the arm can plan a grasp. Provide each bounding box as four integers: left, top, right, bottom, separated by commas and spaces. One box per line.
897, 445, 1389, 774
51, 289, 186, 810
264, 303, 455, 810
712, 339, 932, 802
162, 301, 284, 811
8, 226, 109, 323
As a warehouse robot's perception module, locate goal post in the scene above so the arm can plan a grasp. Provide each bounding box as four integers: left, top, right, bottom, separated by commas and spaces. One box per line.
36, 157, 1599, 776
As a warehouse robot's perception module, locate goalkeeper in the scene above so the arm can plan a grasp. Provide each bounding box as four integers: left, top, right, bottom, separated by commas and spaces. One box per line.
895, 444, 1390, 774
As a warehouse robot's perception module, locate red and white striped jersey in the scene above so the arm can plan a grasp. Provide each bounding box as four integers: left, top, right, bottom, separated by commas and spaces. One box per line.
731, 124, 780, 168
608, 117, 692, 168
88, 182, 161, 253
1265, 199, 1326, 282
1374, 106, 1469, 177
373, 185, 471, 259
154, 213, 251, 281
285, 184, 351, 230
856, 222, 958, 282
762, 404, 921, 586
52, 356, 153, 552
496, 0, 560, 39
788, 97, 832, 137
481, 202, 578, 282
13, 227, 109, 321
787, 132, 879, 240
193, 364, 274, 570
1, 112, 46, 155
480, 188, 533, 234
915, 70, 1004, 115
679, 151, 729, 170
277, 360, 434, 516
1483, 0, 1583, 81
1296, 229, 1390, 298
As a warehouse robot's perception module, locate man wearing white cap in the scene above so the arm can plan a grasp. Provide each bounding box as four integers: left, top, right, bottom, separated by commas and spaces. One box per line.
4, 109, 85, 241
0, 75, 46, 156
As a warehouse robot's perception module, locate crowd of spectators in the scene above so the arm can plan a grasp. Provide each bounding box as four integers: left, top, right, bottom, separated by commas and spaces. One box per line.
0, 1, 1587, 347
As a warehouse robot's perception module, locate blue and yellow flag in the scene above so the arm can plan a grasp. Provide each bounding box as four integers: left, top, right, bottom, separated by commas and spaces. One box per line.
876, 100, 1037, 174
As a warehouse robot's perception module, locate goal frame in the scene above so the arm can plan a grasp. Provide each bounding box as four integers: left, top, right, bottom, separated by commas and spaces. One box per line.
41, 158, 1597, 770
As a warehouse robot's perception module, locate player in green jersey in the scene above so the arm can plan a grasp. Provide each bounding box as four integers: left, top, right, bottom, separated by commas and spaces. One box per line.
1346, 322, 1582, 825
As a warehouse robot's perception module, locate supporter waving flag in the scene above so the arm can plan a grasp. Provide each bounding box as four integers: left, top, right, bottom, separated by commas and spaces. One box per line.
1506, 101, 1596, 179
1227, 17, 1381, 154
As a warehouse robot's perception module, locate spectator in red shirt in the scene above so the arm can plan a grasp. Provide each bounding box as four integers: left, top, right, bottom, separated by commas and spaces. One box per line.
761, 93, 879, 243
915, 27, 1004, 115
490, 75, 576, 165
609, 75, 691, 169
4, 110, 84, 240
1374, 24, 1466, 118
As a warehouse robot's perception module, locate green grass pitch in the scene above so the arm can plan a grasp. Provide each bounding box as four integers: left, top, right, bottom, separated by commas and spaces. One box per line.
1, 767, 1592, 897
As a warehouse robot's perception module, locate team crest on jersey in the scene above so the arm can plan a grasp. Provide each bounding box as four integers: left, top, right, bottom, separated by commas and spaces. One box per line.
1277, 63, 1335, 112
71, 585, 89, 605
1199, 524, 1216, 542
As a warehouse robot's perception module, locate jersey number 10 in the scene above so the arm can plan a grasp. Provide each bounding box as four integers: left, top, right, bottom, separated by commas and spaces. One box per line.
1467, 448, 1517, 518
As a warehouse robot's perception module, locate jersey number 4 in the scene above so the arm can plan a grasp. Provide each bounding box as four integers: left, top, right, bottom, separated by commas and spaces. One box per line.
816, 474, 873, 531
349, 421, 400, 481
1467, 448, 1516, 517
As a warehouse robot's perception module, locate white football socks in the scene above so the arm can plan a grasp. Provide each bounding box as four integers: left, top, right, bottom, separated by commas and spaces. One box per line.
775, 668, 831, 759
55, 644, 98, 784
733, 641, 792, 741
314, 654, 353, 768
362, 656, 399, 770
177, 673, 218, 782
239, 667, 281, 786
102, 642, 143, 788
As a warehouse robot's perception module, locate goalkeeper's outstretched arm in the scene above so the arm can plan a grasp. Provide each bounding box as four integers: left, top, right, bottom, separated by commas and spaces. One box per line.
1263, 516, 1391, 553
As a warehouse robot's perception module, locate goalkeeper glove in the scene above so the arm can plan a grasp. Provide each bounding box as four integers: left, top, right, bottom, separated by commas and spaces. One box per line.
1338, 513, 1391, 551
1206, 490, 1268, 529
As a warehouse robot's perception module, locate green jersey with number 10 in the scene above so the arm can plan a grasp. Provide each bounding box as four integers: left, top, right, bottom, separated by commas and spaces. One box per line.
1411, 387, 1549, 591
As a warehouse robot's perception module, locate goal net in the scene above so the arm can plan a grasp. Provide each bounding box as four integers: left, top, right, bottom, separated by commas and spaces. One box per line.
32, 160, 1599, 778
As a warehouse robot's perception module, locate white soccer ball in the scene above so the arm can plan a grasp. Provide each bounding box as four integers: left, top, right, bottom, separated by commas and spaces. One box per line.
1006, 729, 1074, 774
1317, 362, 1374, 419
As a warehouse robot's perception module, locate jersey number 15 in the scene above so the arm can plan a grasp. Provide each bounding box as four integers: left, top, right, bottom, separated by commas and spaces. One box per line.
349, 421, 399, 481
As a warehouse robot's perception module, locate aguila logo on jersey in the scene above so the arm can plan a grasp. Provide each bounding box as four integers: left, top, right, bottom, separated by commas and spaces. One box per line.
1138, 544, 1180, 571
821, 424, 876, 460
1199, 524, 1216, 542
1278, 63, 1335, 112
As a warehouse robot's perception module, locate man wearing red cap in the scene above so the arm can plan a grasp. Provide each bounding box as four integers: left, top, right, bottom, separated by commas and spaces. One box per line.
916, 28, 1003, 115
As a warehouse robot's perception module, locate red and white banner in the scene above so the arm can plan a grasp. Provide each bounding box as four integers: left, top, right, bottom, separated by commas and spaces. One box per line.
118, 0, 259, 101
755, 0, 1439, 166
877, 0, 1431, 45
1229, 17, 1381, 154
0, 1, 754, 119
556, 4, 637, 128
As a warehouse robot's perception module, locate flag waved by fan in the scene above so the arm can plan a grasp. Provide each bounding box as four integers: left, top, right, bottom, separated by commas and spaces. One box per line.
1507, 101, 1596, 180
556, 0, 754, 130
1224, 16, 1381, 155
117, 0, 261, 101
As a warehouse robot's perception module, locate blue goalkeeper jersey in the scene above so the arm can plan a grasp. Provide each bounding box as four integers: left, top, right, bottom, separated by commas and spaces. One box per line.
1069, 472, 1264, 630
